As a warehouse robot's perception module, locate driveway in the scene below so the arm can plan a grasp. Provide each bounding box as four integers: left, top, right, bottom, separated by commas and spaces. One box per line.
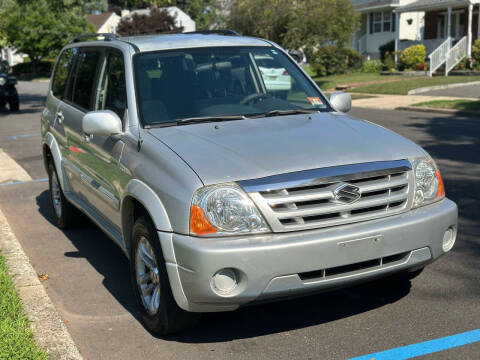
0, 82, 479, 359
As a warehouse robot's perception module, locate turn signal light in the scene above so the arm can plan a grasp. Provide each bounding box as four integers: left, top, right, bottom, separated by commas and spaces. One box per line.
190, 205, 217, 236
436, 170, 445, 199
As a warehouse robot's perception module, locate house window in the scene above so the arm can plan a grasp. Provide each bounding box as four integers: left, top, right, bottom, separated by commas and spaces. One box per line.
370, 11, 395, 34
383, 11, 392, 31
373, 12, 383, 32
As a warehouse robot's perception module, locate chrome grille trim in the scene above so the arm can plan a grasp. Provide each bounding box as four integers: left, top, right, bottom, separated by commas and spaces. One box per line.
239, 160, 414, 232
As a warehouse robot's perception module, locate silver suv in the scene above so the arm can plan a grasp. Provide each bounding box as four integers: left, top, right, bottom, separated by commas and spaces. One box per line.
42, 32, 458, 334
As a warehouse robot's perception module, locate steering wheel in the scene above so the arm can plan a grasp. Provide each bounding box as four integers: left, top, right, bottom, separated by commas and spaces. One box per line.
240, 93, 271, 105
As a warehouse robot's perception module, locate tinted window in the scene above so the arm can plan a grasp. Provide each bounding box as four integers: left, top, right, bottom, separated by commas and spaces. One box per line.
134, 47, 328, 125
72, 50, 101, 111
52, 48, 76, 99
95, 51, 127, 119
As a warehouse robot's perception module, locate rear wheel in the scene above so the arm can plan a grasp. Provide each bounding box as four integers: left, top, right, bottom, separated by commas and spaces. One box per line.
130, 216, 200, 335
48, 161, 76, 228
8, 94, 19, 111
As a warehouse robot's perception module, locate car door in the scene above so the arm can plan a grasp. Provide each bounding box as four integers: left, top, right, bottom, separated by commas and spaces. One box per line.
61, 48, 104, 204
47, 47, 77, 162
73, 48, 128, 233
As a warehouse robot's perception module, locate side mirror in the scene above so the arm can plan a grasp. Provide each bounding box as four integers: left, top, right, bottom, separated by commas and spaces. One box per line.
329, 92, 352, 113
82, 110, 122, 137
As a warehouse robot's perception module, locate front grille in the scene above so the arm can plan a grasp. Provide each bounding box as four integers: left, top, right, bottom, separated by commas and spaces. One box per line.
240, 160, 413, 232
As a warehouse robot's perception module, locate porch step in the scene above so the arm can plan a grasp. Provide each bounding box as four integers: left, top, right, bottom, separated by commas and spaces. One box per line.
432, 64, 446, 76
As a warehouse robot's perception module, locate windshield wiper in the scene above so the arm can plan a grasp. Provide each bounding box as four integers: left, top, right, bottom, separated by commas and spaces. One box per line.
177, 115, 247, 124
144, 115, 247, 128
249, 109, 319, 118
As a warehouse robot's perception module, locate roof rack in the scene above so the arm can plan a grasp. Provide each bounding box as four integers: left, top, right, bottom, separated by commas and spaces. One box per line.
185, 30, 240, 36
70, 33, 119, 44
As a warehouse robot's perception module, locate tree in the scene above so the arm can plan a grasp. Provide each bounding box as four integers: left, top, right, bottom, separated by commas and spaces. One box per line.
4, 0, 90, 70
284, 0, 358, 50
226, 0, 357, 50
227, 0, 292, 45
86, 0, 109, 13
117, 7, 184, 36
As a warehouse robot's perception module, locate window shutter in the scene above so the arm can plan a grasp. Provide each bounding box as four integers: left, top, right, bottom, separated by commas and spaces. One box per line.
369, 13, 373, 34
392, 12, 396, 32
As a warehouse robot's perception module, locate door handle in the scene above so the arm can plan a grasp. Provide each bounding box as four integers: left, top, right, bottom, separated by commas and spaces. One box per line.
55, 111, 64, 124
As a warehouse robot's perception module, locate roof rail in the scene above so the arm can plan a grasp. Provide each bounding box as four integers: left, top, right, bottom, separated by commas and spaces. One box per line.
70, 33, 119, 44
185, 30, 240, 36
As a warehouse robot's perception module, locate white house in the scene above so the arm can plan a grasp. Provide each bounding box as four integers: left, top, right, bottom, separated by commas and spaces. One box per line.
121, 6, 196, 33
395, 0, 480, 75
87, 12, 121, 34
0, 46, 25, 66
351, 0, 424, 57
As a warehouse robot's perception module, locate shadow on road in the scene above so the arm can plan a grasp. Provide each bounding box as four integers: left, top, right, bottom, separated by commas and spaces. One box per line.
36, 189, 411, 342
0, 91, 46, 114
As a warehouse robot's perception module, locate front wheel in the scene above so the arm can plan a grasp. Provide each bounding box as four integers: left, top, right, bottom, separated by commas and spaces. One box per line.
8, 94, 19, 111
130, 216, 200, 335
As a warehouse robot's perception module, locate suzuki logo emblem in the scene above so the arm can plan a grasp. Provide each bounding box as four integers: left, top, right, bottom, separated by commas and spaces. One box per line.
333, 183, 361, 204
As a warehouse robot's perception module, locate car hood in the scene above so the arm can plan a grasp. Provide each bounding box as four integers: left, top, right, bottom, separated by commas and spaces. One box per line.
147, 112, 426, 185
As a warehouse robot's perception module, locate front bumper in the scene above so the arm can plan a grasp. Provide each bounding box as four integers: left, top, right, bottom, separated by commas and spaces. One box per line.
165, 198, 457, 312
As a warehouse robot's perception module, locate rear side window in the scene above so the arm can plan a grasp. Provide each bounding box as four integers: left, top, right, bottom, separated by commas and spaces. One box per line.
71, 50, 102, 111
52, 48, 76, 99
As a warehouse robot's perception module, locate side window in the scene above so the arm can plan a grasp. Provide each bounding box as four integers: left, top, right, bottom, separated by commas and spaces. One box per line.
71, 50, 102, 111
52, 48, 76, 99
95, 51, 127, 119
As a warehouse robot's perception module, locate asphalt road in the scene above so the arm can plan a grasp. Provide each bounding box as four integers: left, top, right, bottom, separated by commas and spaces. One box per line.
0, 82, 479, 360
419, 83, 480, 98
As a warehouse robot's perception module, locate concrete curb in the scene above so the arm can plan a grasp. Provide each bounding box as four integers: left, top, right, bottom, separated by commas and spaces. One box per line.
395, 106, 480, 117
407, 81, 480, 95
0, 208, 83, 360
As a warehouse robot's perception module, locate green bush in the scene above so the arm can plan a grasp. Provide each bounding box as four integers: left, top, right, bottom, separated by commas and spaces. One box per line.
472, 39, 480, 70
383, 52, 396, 71
308, 46, 362, 76
361, 59, 382, 73
11, 60, 54, 78
400, 44, 426, 70
379, 40, 395, 61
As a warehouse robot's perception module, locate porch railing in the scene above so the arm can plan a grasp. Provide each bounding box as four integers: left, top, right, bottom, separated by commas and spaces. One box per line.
445, 36, 468, 76
428, 37, 451, 77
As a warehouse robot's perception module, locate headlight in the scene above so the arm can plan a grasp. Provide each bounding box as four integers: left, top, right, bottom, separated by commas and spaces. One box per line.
190, 183, 270, 236
0, 77, 6, 86
411, 158, 445, 208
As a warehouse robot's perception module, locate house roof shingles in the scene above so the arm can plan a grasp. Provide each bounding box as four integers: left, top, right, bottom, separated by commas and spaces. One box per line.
87, 12, 113, 31
396, 0, 476, 13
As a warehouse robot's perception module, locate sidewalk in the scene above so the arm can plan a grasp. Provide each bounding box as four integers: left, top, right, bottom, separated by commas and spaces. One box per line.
352, 94, 478, 111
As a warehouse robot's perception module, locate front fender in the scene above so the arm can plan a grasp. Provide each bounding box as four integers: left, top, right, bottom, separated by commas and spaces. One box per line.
123, 179, 173, 233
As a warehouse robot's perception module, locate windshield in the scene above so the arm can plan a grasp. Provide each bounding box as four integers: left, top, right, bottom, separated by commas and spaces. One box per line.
133, 46, 330, 125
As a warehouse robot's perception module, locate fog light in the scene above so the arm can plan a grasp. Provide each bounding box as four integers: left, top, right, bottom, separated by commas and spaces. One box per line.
442, 227, 456, 252
211, 268, 238, 295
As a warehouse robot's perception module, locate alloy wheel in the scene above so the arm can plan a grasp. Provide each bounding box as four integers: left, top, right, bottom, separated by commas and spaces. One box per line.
135, 237, 161, 315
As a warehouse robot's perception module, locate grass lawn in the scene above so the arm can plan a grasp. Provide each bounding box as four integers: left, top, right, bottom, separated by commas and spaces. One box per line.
349, 76, 480, 95
411, 99, 480, 111
303, 70, 387, 91
0, 255, 48, 360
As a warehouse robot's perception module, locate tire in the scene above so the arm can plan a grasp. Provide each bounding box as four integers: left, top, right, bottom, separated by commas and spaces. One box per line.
48, 161, 76, 229
130, 216, 200, 335
8, 94, 19, 111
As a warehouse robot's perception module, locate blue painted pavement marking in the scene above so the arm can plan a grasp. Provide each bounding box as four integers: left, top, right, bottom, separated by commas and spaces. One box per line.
0, 178, 48, 187
350, 328, 480, 360
0, 133, 39, 140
